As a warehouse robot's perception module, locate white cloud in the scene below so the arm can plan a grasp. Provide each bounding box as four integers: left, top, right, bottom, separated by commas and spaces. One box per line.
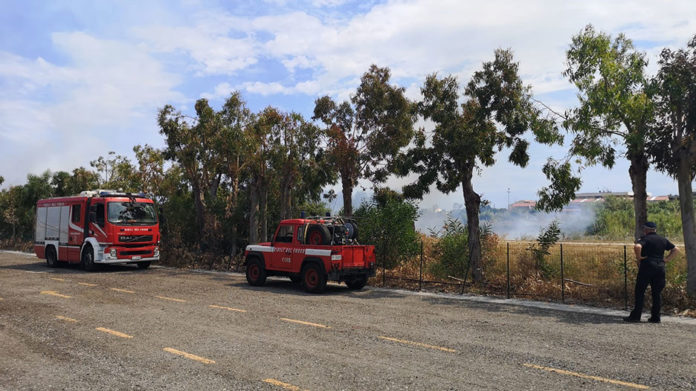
0, 32, 182, 187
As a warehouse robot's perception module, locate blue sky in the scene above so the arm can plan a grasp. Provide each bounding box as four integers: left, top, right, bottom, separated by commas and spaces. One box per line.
1, 0, 696, 211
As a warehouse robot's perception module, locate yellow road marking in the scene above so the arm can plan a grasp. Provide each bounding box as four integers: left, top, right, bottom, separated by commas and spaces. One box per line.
78, 282, 98, 287
523, 363, 649, 390
50, 277, 66, 282
96, 327, 133, 339
378, 336, 456, 353
209, 304, 246, 313
110, 288, 135, 294
56, 315, 78, 322
280, 318, 330, 329
155, 295, 187, 303
40, 290, 71, 299
263, 378, 308, 391
163, 347, 215, 364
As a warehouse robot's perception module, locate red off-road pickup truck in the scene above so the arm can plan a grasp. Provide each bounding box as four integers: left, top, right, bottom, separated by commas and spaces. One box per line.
244, 217, 376, 293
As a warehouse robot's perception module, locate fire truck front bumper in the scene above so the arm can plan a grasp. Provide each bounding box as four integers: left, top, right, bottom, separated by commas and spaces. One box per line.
99, 246, 160, 264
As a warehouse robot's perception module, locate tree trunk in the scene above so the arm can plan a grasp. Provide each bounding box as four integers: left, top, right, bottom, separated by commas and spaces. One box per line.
628, 153, 649, 240
461, 166, 483, 283
676, 155, 696, 297
259, 185, 268, 242
280, 176, 293, 220
191, 181, 206, 250
342, 175, 354, 217
248, 183, 259, 244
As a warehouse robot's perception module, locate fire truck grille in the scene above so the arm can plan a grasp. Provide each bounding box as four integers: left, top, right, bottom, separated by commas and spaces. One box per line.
120, 250, 151, 256
119, 235, 153, 243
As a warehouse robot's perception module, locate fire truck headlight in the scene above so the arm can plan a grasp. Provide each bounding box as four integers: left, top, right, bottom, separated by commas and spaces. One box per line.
154, 247, 159, 257
110, 249, 117, 258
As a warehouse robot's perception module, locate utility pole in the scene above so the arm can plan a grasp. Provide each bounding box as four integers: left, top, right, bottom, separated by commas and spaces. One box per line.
507, 187, 511, 210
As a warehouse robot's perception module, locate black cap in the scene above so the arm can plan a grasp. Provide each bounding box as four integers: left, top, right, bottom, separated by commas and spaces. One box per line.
644, 221, 657, 229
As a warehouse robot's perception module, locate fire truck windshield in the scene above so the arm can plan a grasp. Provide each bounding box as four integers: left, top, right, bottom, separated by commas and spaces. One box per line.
107, 202, 157, 225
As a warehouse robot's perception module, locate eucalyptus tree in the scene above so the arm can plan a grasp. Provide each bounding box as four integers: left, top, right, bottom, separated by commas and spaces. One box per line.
158, 98, 229, 249
648, 35, 696, 296
313, 65, 415, 216
547, 25, 654, 240
270, 112, 332, 220
401, 49, 560, 282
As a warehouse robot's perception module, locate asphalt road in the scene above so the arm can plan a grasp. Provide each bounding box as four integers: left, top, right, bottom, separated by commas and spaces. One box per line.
1, 251, 695, 390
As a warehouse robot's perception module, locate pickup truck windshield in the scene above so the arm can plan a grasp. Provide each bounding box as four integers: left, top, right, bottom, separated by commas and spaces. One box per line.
107, 202, 157, 225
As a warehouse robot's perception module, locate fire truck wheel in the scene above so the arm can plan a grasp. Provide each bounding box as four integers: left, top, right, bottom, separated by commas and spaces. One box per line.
307, 225, 331, 245
246, 258, 266, 286
45, 247, 58, 268
302, 263, 327, 293
137, 261, 151, 270
345, 275, 368, 290
81, 246, 97, 272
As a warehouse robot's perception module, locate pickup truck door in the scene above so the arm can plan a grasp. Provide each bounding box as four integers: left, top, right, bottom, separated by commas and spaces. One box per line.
270, 224, 294, 271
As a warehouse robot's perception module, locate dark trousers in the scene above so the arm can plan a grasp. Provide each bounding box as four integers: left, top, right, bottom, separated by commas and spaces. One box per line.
630, 263, 666, 319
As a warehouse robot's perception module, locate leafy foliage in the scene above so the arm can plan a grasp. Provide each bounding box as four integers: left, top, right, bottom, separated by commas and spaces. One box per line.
353, 188, 420, 269
647, 34, 696, 296
526, 220, 561, 278
402, 49, 561, 282
429, 216, 469, 280
547, 24, 653, 239
313, 65, 415, 216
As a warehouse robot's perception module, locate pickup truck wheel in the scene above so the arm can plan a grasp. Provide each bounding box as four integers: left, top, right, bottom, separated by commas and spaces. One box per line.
345, 275, 368, 290
302, 263, 327, 293
246, 259, 266, 286
81, 246, 97, 272
307, 225, 331, 245
46, 247, 58, 268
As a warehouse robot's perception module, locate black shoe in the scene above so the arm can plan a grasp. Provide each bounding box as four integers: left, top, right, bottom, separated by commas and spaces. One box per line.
623, 316, 641, 323
647, 317, 661, 323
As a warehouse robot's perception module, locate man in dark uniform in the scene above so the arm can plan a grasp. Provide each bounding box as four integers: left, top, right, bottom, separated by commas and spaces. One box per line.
624, 222, 679, 323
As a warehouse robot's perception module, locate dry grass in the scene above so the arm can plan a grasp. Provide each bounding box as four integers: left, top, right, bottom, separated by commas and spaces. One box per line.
380, 237, 696, 316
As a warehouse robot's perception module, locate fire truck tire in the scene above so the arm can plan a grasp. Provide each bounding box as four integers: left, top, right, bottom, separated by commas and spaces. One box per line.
246, 258, 266, 286
45, 247, 58, 268
81, 246, 97, 272
137, 261, 151, 269
345, 275, 368, 290
307, 225, 331, 245
302, 262, 327, 293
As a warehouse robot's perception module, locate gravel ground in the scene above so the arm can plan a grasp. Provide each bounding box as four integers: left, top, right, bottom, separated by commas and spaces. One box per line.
1, 251, 695, 390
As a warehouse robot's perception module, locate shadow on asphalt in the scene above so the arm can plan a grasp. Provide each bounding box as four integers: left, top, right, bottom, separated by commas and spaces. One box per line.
422, 296, 625, 325
0, 260, 148, 274
228, 278, 410, 300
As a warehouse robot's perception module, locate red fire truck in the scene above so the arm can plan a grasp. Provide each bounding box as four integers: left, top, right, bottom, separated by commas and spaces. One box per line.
244, 216, 376, 293
34, 190, 160, 270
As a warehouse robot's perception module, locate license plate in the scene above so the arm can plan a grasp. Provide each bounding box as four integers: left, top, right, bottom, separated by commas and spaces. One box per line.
132, 256, 141, 260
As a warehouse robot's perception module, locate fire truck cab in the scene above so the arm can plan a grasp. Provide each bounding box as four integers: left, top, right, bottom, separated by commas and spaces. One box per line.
34, 190, 160, 270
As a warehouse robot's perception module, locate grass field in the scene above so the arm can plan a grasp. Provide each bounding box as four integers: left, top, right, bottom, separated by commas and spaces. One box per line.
379, 238, 695, 316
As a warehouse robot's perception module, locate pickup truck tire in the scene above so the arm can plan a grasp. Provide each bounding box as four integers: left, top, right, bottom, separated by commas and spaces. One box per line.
246, 258, 266, 286
302, 263, 327, 293
345, 275, 368, 290
307, 225, 331, 245
344, 219, 359, 240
